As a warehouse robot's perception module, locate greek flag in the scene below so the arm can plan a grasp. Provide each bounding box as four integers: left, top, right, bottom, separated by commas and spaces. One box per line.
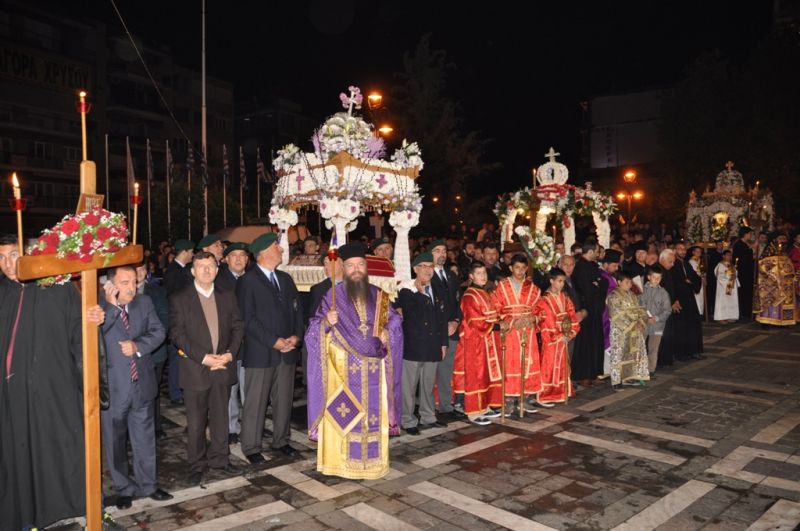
257, 146, 268, 183
239, 146, 248, 191
222, 144, 230, 188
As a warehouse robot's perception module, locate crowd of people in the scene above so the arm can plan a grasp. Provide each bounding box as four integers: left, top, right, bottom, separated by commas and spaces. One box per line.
1, 218, 798, 528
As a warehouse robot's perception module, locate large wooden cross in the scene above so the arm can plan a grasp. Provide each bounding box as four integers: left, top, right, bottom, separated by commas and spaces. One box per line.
16, 92, 141, 531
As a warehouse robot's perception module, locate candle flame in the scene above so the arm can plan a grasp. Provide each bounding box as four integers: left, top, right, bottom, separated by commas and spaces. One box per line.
134, 182, 139, 192
12, 172, 19, 188
79, 91, 87, 98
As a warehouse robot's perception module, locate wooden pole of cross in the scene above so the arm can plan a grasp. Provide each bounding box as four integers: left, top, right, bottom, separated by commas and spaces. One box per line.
16, 91, 142, 531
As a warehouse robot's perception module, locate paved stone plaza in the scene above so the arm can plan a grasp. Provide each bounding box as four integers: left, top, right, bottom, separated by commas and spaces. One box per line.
56, 322, 800, 530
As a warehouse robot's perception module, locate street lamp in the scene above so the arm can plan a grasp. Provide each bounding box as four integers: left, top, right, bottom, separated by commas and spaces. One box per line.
367, 92, 383, 110
377, 124, 393, 136
623, 170, 637, 184
616, 191, 644, 224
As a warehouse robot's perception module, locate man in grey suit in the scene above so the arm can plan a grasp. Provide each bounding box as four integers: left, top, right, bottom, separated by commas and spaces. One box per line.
100, 266, 172, 510
236, 233, 304, 463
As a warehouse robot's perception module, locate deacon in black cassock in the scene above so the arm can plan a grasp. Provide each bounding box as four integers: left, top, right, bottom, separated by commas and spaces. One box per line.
0, 234, 105, 530
570, 240, 607, 385
732, 227, 756, 322
658, 246, 705, 365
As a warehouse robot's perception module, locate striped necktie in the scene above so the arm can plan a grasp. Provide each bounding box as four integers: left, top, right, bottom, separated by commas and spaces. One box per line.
121, 307, 138, 381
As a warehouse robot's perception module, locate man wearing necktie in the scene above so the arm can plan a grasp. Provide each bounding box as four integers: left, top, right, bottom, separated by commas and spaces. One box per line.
428, 239, 463, 418
395, 252, 449, 435
100, 266, 170, 509
236, 233, 304, 462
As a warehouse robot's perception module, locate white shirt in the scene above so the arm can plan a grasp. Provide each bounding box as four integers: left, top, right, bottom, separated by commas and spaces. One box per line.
194, 281, 214, 299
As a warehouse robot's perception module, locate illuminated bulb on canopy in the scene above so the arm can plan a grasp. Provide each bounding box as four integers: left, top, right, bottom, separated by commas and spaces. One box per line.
713, 211, 729, 225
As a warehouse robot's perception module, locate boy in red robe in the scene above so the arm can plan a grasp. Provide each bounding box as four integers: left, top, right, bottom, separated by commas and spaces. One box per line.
535, 267, 581, 404
492, 254, 543, 414
453, 262, 503, 425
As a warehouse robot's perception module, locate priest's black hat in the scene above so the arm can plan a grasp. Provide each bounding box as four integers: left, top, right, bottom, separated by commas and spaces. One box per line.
631, 241, 648, 253
338, 242, 367, 261
601, 249, 623, 263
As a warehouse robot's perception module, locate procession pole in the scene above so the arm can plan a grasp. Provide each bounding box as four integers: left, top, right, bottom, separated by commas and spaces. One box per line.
500, 327, 507, 424
519, 326, 527, 418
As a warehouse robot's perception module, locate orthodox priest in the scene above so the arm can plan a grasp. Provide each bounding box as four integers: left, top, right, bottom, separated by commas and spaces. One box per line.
305, 242, 403, 480
570, 240, 607, 387
658, 246, 705, 365
754, 233, 796, 326
732, 227, 756, 322
0, 234, 106, 530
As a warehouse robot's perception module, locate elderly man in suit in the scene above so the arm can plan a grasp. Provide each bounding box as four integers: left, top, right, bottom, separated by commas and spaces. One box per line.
100, 266, 171, 510
237, 233, 304, 463
428, 239, 463, 417
170, 251, 244, 484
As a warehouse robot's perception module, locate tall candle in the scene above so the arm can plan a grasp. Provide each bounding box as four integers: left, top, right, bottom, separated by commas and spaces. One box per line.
12, 172, 23, 256
133, 182, 139, 245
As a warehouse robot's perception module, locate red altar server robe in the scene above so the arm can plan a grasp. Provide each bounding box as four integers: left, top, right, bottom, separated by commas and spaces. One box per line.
492, 278, 543, 397
453, 286, 503, 415
535, 291, 581, 404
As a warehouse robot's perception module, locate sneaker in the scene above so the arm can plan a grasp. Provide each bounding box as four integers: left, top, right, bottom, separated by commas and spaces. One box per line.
453, 403, 465, 414
648, 371, 657, 380
470, 416, 492, 426
483, 408, 502, 418
522, 404, 539, 414
531, 399, 555, 409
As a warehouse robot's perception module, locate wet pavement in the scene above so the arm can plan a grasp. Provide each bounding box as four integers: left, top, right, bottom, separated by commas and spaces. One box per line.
53, 321, 800, 530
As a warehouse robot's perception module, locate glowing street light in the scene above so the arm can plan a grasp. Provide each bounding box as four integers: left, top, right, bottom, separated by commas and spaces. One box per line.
616, 190, 644, 224
367, 92, 383, 110
432, 196, 439, 203
377, 124, 393, 136
623, 170, 637, 184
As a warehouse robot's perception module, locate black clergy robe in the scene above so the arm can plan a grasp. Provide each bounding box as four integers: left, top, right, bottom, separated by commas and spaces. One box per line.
0, 278, 86, 529
732, 239, 755, 320
658, 260, 704, 365
570, 258, 607, 380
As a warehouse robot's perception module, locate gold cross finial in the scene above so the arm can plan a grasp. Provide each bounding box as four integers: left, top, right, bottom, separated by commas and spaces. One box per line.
725, 160, 734, 171
336, 403, 351, 418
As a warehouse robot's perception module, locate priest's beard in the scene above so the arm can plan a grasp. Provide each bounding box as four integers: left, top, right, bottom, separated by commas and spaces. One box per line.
344, 273, 371, 306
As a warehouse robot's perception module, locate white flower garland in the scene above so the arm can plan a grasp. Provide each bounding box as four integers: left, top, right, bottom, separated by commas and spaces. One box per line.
515, 226, 560, 271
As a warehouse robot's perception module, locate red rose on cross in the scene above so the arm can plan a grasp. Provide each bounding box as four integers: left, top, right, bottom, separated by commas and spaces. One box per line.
83, 212, 100, 226
96, 227, 112, 241
61, 219, 80, 235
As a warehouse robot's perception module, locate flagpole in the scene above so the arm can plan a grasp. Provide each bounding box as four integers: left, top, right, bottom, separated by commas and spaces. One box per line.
222, 145, 227, 227
240, 177, 244, 226
166, 140, 172, 242
187, 149, 192, 239
257, 177, 261, 219
146, 139, 152, 249
126, 136, 131, 224
201, 0, 208, 236
104, 133, 110, 209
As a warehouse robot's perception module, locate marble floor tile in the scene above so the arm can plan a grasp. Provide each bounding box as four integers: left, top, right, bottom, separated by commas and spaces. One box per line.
738, 334, 770, 348
692, 378, 795, 395
745, 499, 800, 531
611, 480, 716, 531
591, 418, 715, 447
742, 356, 798, 365
670, 385, 776, 406
177, 500, 294, 530
108, 476, 252, 518
751, 412, 800, 444
409, 481, 558, 530
555, 431, 686, 466
411, 432, 517, 468
390, 421, 468, 446
577, 389, 642, 412
342, 502, 421, 531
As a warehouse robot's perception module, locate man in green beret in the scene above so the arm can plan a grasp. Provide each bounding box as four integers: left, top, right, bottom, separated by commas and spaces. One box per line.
216, 242, 250, 445
198, 233, 224, 263
395, 252, 449, 435
370, 237, 393, 261
236, 233, 304, 462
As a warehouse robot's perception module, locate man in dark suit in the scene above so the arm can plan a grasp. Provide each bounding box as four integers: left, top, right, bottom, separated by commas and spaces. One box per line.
213, 242, 249, 444
482, 241, 508, 282
396, 252, 449, 435
100, 266, 171, 510
428, 239, 462, 416
163, 238, 194, 406
732, 227, 756, 322
170, 252, 244, 484
135, 264, 170, 440
215, 242, 249, 293
237, 233, 304, 463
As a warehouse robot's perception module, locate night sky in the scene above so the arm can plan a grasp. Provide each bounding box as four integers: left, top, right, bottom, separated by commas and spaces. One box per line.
80, 0, 773, 193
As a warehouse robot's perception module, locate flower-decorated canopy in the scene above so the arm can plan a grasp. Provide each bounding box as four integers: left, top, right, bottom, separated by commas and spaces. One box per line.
269, 86, 424, 280
685, 161, 774, 243
495, 147, 617, 253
